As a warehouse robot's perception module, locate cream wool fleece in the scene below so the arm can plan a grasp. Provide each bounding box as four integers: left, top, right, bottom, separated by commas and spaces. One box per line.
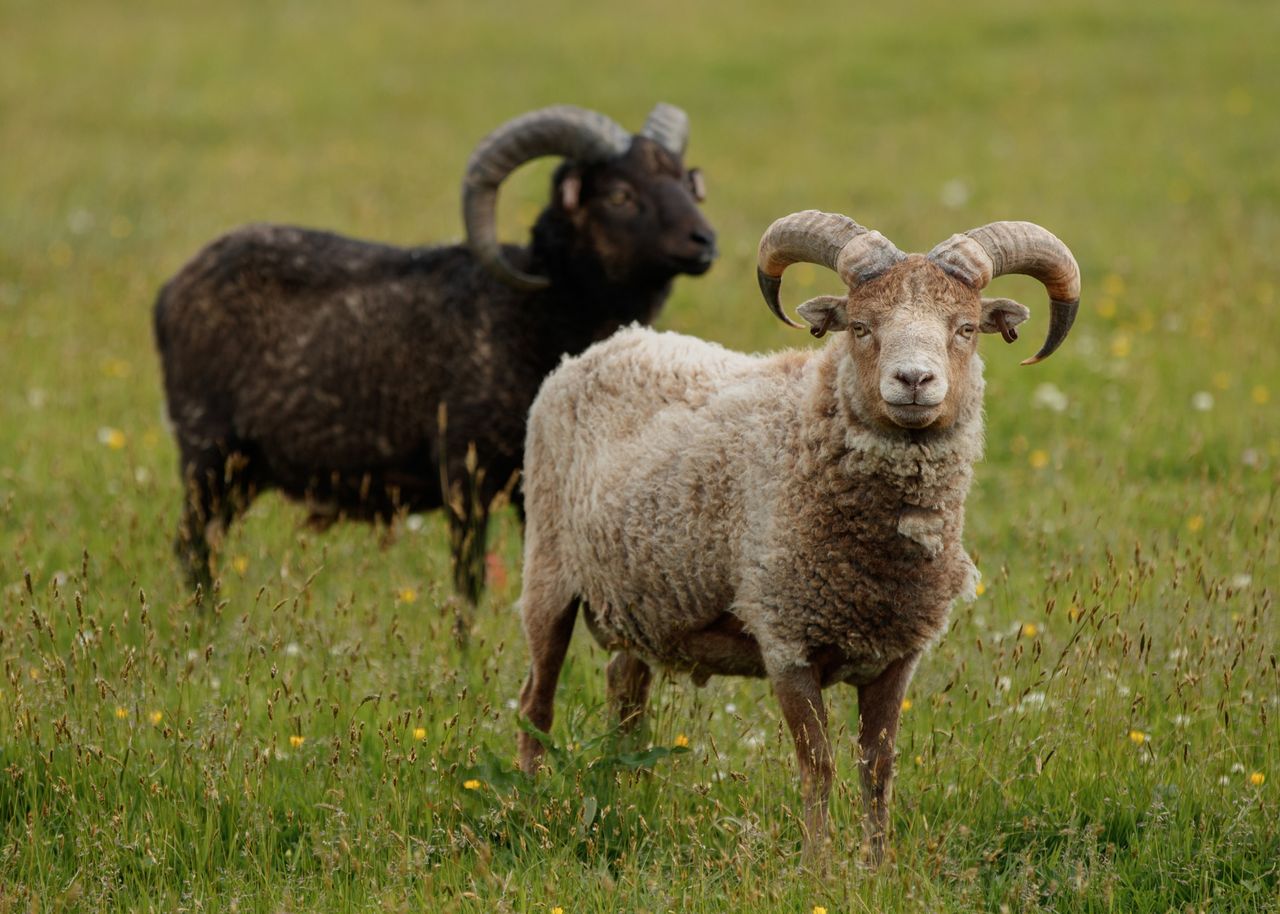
521, 325, 982, 681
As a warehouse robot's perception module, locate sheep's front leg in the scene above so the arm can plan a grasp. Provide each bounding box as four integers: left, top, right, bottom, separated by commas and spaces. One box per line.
855, 651, 920, 866
772, 664, 833, 862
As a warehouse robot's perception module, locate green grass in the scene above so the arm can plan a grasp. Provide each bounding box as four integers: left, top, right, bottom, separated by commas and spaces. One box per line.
2, 0, 1277, 910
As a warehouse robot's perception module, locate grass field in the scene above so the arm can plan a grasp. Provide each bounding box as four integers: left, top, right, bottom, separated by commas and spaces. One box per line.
2, 0, 1277, 910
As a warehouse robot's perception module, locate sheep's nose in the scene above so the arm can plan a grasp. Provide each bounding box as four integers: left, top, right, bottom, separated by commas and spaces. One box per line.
894, 368, 935, 392
689, 228, 717, 264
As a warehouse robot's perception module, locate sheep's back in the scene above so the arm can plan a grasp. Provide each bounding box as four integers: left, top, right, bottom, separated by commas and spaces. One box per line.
524, 328, 802, 651
154, 224, 539, 491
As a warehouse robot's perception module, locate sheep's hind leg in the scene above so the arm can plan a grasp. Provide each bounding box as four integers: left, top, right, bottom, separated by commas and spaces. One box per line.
517, 596, 579, 774
606, 651, 652, 742
855, 651, 920, 867
771, 663, 833, 864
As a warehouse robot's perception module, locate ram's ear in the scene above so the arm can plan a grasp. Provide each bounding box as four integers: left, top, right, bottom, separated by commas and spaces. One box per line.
795, 295, 850, 338
979, 297, 1032, 343
557, 169, 583, 212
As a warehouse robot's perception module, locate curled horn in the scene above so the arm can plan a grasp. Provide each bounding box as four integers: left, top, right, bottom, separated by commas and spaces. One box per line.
756, 210, 906, 328
462, 105, 631, 290
639, 103, 690, 157
929, 221, 1081, 365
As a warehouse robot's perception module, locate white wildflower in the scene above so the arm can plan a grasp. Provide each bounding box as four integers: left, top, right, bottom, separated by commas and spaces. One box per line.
1033, 382, 1069, 413
940, 178, 971, 208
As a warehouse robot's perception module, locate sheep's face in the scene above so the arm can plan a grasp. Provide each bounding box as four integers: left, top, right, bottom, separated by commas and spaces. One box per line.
800, 256, 1030, 432
552, 136, 717, 283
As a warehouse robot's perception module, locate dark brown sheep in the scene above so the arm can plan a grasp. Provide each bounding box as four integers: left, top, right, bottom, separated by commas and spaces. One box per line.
153, 104, 716, 604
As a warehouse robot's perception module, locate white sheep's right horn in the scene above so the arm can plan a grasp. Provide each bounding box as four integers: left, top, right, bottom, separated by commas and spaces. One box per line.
756, 210, 905, 329
929, 221, 1081, 365
462, 105, 632, 290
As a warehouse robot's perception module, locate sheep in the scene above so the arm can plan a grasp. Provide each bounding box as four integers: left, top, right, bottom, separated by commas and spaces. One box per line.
515, 210, 1080, 863
153, 103, 717, 606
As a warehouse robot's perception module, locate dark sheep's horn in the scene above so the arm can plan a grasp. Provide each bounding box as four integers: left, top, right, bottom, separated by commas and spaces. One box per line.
928, 221, 1081, 365
639, 103, 690, 157
756, 210, 905, 328
462, 105, 631, 290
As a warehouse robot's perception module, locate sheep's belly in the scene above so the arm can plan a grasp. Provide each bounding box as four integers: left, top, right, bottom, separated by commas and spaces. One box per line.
583, 608, 767, 681
581, 608, 894, 688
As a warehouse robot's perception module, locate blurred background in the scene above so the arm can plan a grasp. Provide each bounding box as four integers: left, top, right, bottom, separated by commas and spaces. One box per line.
1, 0, 1276, 909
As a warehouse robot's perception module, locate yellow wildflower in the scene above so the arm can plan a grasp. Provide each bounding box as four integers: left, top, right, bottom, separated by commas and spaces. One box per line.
149, 711, 163, 726
1186, 515, 1204, 533
413, 727, 427, 741
1250, 771, 1265, 786
463, 779, 481, 790
231, 555, 249, 575
289, 735, 305, 748
1028, 449, 1049, 469
102, 358, 133, 378
1212, 371, 1231, 391
397, 587, 417, 604
552, 908, 565, 914
1128, 730, 1146, 745
1022, 623, 1039, 638
98, 427, 127, 450
673, 734, 690, 748
974, 580, 986, 596
1251, 385, 1270, 405
1068, 605, 1083, 622
900, 699, 912, 712
114, 706, 128, 719
814, 907, 829, 914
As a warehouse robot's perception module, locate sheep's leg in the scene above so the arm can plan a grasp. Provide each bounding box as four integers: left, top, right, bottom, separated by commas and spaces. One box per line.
175, 494, 213, 595
517, 597, 579, 774
175, 444, 257, 598
772, 664, 833, 862
855, 651, 920, 867
606, 651, 652, 735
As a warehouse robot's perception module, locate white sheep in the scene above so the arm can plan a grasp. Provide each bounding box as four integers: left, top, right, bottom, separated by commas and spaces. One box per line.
515, 210, 1080, 864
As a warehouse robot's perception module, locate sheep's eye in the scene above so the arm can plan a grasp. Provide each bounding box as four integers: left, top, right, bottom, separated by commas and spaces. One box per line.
957, 323, 977, 340
851, 321, 871, 338
606, 187, 633, 207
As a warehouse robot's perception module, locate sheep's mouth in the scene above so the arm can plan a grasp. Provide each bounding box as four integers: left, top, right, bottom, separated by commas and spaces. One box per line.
672, 249, 717, 275
884, 403, 941, 429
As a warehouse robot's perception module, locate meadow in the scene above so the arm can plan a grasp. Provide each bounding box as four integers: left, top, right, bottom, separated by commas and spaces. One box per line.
1, 0, 1277, 910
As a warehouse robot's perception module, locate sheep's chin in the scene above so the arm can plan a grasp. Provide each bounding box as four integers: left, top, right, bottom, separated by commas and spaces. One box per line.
883, 403, 943, 429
